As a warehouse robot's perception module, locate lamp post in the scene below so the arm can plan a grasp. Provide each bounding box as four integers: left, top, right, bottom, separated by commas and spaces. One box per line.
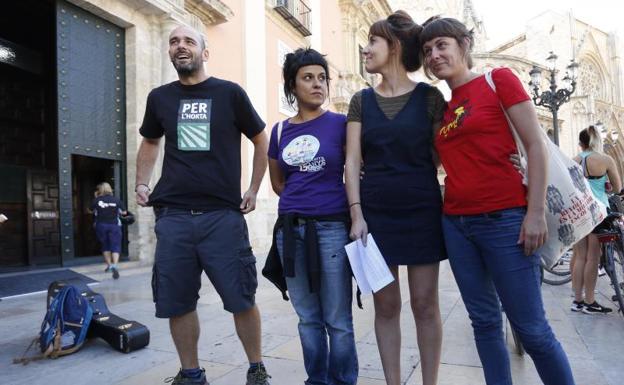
528, 51, 579, 146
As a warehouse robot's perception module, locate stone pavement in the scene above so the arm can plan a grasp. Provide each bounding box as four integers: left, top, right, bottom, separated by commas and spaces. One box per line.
1, 257, 623, 385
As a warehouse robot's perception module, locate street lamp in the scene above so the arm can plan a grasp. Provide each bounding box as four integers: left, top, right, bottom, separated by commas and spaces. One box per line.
528, 51, 579, 146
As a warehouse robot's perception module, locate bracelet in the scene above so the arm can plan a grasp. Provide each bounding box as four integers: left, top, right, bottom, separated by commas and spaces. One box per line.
135, 183, 150, 193
349, 202, 361, 208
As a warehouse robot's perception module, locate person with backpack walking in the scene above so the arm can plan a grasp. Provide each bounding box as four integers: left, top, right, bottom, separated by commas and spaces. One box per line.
91, 182, 127, 279
135, 26, 270, 385
266, 48, 358, 385
421, 16, 575, 385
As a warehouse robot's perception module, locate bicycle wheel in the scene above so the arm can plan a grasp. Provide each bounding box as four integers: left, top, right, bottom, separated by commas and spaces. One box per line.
541, 250, 572, 285
604, 242, 624, 317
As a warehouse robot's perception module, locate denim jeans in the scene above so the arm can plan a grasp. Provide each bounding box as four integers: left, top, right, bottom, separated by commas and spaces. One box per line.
276, 221, 358, 385
442, 207, 575, 385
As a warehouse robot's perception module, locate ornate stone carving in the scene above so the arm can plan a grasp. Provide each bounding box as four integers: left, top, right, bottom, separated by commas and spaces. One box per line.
578, 60, 604, 100
185, 0, 233, 26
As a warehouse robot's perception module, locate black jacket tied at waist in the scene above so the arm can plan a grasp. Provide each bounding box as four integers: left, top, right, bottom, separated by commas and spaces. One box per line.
262, 213, 362, 308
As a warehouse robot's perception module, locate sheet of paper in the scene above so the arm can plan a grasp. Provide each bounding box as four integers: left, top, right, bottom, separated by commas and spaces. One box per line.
362, 234, 395, 292
345, 239, 372, 295
345, 234, 395, 295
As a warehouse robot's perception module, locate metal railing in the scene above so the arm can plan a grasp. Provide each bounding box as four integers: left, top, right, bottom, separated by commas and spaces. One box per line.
273, 0, 312, 37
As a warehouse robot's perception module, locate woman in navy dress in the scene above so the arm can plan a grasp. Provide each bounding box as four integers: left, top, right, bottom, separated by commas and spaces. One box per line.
345, 11, 446, 385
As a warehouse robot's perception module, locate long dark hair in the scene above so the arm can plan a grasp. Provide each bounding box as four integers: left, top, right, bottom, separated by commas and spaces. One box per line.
282, 48, 330, 107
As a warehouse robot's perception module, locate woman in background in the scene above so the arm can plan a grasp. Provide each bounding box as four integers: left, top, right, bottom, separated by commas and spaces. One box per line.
571, 125, 622, 314
91, 182, 127, 279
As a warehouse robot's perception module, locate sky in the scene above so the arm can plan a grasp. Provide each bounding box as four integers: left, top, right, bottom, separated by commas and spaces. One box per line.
471, 0, 623, 50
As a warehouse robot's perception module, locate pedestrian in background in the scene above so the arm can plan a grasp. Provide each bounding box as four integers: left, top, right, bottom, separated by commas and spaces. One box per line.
91, 182, 126, 279
571, 125, 622, 314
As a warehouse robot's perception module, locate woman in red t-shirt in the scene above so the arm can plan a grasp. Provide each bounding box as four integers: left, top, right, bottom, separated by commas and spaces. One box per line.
421, 17, 575, 385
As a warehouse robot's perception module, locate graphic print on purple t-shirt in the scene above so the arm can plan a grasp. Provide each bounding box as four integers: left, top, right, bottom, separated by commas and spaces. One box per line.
282, 134, 326, 172
177, 99, 211, 151
268, 111, 348, 216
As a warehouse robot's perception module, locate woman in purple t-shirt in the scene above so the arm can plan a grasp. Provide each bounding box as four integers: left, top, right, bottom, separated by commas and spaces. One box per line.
266, 48, 357, 385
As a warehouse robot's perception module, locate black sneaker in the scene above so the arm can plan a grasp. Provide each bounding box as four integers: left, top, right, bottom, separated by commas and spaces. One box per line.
112, 267, 120, 280
104, 265, 111, 273
571, 300, 584, 312
582, 301, 613, 314
164, 369, 208, 385
246, 364, 271, 385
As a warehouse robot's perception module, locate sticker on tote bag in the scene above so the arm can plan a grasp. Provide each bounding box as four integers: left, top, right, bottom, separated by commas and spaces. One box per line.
177, 99, 211, 151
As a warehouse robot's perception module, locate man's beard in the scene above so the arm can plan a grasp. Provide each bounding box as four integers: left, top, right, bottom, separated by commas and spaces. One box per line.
172, 56, 202, 76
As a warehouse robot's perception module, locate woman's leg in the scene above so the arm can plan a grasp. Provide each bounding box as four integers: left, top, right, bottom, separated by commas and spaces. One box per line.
582, 234, 602, 304
407, 263, 442, 385
276, 228, 328, 384
476, 208, 575, 385
103, 251, 112, 265
571, 238, 588, 303
373, 265, 401, 385
442, 215, 512, 385
316, 222, 358, 385
95, 224, 112, 267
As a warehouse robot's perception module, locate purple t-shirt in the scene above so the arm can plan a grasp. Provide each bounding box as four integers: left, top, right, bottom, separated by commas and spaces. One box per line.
268, 111, 348, 216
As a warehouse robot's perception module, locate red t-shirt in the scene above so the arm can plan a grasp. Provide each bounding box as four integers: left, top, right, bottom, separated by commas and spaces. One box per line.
435, 67, 529, 215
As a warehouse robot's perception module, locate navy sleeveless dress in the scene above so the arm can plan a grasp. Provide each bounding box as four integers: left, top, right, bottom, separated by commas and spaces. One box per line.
360, 84, 446, 265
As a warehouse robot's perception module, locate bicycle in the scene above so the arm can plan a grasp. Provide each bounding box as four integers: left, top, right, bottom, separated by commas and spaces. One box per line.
595, 211, 624, 316
541, 249, 572, 286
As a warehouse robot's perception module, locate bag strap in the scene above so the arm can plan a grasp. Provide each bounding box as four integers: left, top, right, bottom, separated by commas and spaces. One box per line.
483, 69, 530, 158
12, 337, 44, 365
581, 153, 589, 177
277, 119, 285, 146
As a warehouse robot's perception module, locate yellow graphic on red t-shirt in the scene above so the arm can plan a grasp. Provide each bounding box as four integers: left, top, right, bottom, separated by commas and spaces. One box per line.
439, 100, 470, 139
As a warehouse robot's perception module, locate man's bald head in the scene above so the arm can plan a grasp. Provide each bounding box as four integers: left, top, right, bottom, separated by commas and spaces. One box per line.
168, 25, 208, 77
169, 26, 206, 50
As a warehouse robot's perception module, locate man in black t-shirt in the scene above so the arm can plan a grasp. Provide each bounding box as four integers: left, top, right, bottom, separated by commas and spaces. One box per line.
135, 26, 270, 385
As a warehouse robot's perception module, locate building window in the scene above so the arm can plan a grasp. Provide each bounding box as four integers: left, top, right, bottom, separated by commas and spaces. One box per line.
278, 40, 292, 67
272, 0, 312, 37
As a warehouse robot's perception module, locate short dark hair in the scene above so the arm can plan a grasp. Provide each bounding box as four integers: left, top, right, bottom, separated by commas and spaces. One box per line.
368, 10, 423, 72
420, 17, 475, 78
282, 48, 330, 107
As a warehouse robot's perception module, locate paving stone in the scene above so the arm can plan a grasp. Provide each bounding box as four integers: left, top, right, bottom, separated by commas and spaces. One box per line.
1, 260, 624, 385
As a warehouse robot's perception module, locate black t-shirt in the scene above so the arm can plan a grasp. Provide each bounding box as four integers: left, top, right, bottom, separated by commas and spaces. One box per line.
139, 77, 265, 210
91, 195, 126, 224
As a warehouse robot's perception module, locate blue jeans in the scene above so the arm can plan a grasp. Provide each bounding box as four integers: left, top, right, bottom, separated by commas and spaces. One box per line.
442, 207, 575, 385
276, 221, 358, 385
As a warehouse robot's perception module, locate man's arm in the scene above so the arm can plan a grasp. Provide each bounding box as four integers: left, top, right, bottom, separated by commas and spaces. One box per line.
135, 137, 161, 206
240, 131, 268, 214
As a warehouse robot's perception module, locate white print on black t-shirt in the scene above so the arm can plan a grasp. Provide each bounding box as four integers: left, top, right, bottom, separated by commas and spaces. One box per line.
177, 99, 212, 151
282, 134, 326, 172
97, 201, 118, 208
